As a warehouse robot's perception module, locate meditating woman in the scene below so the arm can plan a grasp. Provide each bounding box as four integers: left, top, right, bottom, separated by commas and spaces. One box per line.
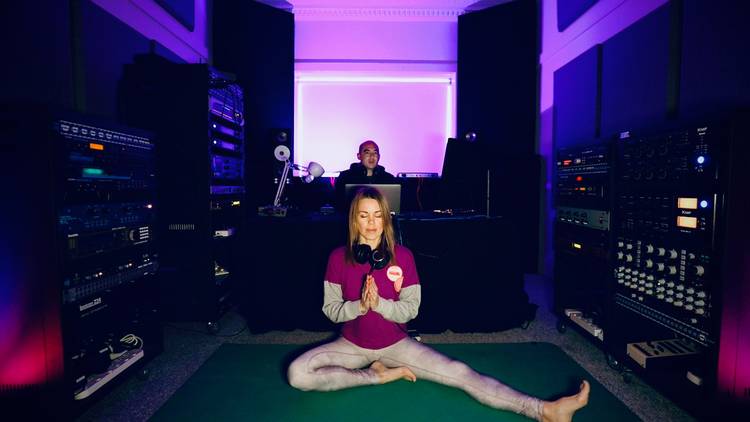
287, 186, 589, 422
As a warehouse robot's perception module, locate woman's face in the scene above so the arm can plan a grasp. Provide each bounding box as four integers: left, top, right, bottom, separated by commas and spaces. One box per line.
355, 197, 384, 246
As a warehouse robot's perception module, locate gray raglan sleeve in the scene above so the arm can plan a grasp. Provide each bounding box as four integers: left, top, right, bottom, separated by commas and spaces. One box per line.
372, 284, 421, 323
322, 280, 365, 323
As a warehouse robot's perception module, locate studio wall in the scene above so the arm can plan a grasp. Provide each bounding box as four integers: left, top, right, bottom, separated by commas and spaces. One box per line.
0, 0, 204, 120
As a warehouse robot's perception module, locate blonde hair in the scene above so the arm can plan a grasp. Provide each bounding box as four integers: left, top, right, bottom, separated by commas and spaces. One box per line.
345, 186, 397, 266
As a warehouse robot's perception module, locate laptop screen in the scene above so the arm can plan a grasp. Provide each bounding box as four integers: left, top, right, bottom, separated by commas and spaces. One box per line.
344, 184, 402, 214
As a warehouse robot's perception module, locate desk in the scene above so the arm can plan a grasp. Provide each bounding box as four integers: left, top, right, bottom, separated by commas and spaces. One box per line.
397, 215, 537, 333
237, 213, 536, 333
237, 213, 345, 332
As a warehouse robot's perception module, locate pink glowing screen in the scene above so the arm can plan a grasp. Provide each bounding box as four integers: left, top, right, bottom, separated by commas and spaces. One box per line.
294, 74, 456, 176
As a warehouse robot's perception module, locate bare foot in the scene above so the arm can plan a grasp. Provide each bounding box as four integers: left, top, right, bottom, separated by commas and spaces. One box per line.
369, 360, 417, 384
542, 380, 590, 422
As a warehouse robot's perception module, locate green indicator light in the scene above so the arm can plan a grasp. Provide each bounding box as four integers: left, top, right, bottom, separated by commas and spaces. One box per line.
82, 168, 104, 176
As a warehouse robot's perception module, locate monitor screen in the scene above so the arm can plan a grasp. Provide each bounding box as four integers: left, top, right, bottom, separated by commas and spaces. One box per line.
441, 137, 488, 180
344, 184, 402, 215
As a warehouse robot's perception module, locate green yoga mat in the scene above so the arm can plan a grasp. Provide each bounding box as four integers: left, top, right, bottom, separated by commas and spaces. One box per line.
152, 342, 637, 421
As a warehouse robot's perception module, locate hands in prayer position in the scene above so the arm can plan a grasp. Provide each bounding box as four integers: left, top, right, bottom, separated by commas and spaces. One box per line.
360, 274, 378, 313
360, 274, 403, 313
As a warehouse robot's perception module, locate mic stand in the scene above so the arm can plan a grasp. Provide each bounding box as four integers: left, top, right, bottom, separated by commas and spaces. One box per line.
258, 160, 291, 217
273, 160, 292, 207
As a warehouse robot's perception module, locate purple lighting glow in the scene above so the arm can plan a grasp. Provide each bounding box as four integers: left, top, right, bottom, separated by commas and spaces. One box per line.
299, 76, 453, 84
91, 0, 208, 63
294, 73, 456, 177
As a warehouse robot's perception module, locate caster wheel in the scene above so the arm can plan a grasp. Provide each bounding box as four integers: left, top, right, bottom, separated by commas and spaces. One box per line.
606, 353, 622, 371
520, 320, 531, 329
207, 321, 221, 334
556, 319, 567, 333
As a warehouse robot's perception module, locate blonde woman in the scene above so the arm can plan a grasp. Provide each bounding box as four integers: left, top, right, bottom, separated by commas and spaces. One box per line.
287, 187, 589, 422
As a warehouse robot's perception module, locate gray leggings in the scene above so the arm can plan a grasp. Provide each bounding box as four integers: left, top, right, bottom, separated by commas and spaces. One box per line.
287, 336, 543, 421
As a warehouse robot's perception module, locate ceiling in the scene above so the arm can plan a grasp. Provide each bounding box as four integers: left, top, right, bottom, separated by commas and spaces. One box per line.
256, 0, 513, 13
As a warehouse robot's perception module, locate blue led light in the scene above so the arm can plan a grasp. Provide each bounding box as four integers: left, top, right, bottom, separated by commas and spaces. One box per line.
700, 200, 709, 208
697, 155, 705, 164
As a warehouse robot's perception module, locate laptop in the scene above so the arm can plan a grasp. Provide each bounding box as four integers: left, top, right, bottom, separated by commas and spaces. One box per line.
344, 184, 402, 214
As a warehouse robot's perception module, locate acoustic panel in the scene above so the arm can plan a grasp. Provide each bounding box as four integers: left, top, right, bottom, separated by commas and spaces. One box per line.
0, 2, 74, 108
557, 0, 599, 32
553, 44, 601, 149
679, 0, 750, 120
458, 0, 538, 157
155, 0, 195, 31
600, 3, 671, 139
81, 0, 185, 119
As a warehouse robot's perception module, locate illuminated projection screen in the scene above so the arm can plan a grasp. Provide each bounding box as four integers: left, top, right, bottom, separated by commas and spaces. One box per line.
294, 74, 456, 177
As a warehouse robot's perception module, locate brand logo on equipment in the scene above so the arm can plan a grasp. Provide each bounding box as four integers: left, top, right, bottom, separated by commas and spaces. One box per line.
387, 266, 403, 282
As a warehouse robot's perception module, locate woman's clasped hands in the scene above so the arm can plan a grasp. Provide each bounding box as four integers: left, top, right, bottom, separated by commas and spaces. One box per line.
360, 274, 379, 312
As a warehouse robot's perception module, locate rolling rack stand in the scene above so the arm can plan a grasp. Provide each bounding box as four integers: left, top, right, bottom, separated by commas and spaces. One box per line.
606, 121, 750, 418
1, 107, 162, 418
119, 54, 246, 331
552, 142, 622, 369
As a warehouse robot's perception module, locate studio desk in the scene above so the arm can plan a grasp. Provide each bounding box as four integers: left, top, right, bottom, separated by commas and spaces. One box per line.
236, 212, 537, 333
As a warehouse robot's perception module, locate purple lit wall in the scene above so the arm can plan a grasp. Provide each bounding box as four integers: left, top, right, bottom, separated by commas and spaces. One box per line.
295, 75, 455, 176
90, 0, 209, 63
293, 10, 458, 175
539, 0, 667, 275
0, 280, 63, 386
1, 122, 64, 390
296, 19, 457, 63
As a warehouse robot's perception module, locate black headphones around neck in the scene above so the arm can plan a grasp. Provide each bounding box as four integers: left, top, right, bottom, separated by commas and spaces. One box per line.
353, 243, 390, 273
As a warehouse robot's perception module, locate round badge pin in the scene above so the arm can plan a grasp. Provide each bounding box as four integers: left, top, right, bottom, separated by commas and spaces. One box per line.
386, 266, 403, 282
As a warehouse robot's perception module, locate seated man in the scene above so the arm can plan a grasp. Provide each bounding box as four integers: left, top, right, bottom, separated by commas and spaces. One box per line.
335, 140, 397, 211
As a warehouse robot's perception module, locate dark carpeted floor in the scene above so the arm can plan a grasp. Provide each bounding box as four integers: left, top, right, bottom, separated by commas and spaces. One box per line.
75, 275, 696, 422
